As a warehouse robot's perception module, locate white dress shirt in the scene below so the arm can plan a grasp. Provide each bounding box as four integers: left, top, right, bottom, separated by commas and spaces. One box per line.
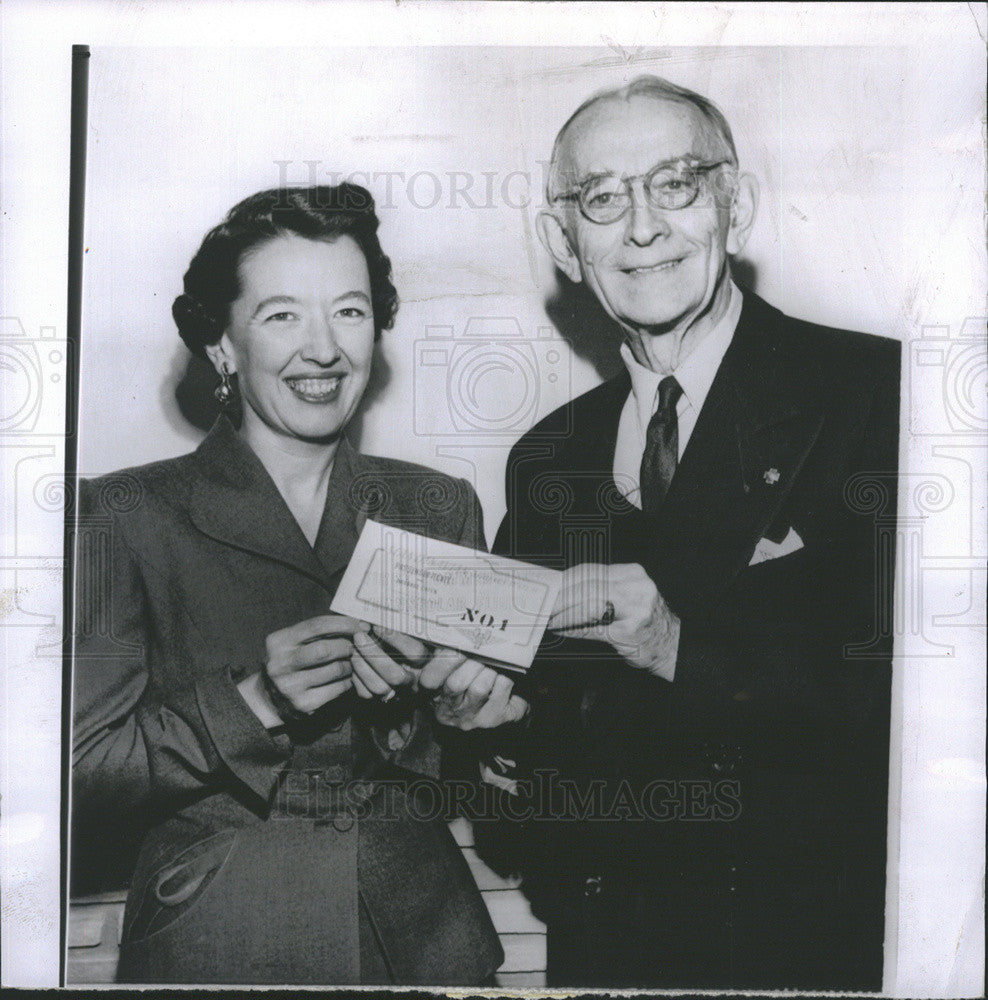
607, 283, 742, 683
613, 282, 743, 509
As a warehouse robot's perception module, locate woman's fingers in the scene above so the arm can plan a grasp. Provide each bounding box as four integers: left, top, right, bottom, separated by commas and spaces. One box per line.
350, 645, 397, 698
261, 616, 365, 720
439, 658, 486, 699
371, 626, 431, 667
283, 614, 364, 645
430, 666, 530, 730
458, 660, 498, 712
284, 636, 353, 672
468, 672, 510, 725
280, 658, 352, 692
352, 630, 418, 688
350, 663, 376, 700
504, 693, 530, 724
295, 676, 354, 713
418, 646, 469, 691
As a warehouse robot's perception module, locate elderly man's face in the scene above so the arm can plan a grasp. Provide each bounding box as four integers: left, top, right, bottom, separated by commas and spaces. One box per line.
547, 95, 748, 337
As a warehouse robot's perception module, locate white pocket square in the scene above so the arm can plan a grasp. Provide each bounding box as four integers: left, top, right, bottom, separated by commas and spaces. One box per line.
748, 527, 804, 566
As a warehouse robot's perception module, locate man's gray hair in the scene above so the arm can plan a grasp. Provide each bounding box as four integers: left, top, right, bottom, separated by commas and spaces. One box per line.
546, 75, 739, 200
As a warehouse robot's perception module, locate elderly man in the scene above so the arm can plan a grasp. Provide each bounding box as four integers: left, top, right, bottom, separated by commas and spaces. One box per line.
482, 76, 900, 990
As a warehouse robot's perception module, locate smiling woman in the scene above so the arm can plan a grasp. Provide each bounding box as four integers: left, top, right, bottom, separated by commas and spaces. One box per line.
215, 234, 377, 447
69, 184, 525, 985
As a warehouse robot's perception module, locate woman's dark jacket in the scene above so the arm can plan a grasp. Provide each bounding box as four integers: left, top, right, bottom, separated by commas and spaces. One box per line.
71, 416, 502, 985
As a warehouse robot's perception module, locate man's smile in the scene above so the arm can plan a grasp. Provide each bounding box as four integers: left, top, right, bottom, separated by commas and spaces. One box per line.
620, 257, 685, 275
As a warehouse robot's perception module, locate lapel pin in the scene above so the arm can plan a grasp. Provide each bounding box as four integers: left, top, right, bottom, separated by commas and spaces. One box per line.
763, 468, 781, 486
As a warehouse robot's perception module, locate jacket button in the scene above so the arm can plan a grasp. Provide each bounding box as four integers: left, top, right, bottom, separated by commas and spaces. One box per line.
584, 875, 603, 898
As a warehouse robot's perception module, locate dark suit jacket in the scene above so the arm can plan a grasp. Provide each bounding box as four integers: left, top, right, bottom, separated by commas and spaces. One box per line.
71, 415, 502, 985
483, 291, 900, 990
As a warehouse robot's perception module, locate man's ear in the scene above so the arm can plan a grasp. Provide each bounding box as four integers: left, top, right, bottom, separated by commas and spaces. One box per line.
204, 334, 235, 376
536, 210, 583, 284
726, 172, 759, 256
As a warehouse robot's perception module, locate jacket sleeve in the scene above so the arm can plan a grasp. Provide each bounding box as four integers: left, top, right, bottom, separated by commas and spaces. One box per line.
71, 478, 291, 832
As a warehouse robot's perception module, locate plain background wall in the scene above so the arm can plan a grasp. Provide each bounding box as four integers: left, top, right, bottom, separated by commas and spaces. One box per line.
79, 44, 916, 543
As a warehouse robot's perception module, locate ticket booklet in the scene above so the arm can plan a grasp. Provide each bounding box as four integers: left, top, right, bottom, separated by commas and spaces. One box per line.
331, 519, 562, 671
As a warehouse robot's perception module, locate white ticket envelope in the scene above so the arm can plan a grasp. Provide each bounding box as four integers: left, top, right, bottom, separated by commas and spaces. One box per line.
331, 520, 562, 671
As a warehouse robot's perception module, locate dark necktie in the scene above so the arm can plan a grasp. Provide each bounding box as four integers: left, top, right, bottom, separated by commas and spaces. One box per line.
639, 375, 683, 516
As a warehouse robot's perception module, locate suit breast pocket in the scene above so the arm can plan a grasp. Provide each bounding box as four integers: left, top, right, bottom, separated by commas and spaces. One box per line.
748, 527, 805, 567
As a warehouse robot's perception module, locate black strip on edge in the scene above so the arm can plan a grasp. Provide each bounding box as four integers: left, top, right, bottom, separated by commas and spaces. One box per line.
61, 42, 89, 988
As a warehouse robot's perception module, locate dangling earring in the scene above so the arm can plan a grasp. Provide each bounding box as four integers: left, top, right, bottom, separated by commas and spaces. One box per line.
214, 364, 235, 405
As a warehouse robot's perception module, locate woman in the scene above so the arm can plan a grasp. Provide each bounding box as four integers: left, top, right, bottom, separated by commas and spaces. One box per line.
71, 184, 526, 985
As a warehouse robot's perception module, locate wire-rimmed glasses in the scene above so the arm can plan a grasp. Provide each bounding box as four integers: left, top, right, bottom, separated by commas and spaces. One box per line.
552, 158, 733, 224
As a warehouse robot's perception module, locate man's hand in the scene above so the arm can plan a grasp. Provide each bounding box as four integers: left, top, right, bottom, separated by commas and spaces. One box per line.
548, 563, 680, 681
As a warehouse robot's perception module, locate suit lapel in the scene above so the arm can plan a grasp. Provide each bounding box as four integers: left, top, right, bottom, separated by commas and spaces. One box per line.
647, 294, 825, 617
189, 417, 360, 588
313, 438, 366, 582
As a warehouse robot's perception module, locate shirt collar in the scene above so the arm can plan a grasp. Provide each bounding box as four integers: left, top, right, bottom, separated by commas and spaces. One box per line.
620, 281, 743, 431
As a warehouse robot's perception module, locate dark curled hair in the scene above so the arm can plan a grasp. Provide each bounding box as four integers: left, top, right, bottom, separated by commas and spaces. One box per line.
173, 183, 399, 358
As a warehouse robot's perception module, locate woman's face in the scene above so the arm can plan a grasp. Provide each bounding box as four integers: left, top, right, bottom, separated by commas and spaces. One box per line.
215, 233, 376, 447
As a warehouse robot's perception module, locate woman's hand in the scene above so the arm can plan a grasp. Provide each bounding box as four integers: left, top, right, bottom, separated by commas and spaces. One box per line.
549, 563, 680, 681
419, 649, 529, 730
239, 614, 362, 727
349, 627, 528, 729
349, 626, 431, 701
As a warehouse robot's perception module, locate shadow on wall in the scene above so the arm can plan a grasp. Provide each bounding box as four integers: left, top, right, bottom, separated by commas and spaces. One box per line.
544, 272, 625, 382
169, 344, 394, 451
544, 256, 758, 383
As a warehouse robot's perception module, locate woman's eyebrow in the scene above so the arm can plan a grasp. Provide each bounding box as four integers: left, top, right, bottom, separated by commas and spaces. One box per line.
332, 290, 372, 305
251, 295, 298, 318
252, 290, 371, 318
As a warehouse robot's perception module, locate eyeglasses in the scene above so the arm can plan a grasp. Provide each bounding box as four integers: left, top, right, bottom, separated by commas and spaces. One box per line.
552, 158, 733, 224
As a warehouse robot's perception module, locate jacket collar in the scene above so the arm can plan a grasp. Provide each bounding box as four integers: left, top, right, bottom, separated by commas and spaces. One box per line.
188, 416, 366, 587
